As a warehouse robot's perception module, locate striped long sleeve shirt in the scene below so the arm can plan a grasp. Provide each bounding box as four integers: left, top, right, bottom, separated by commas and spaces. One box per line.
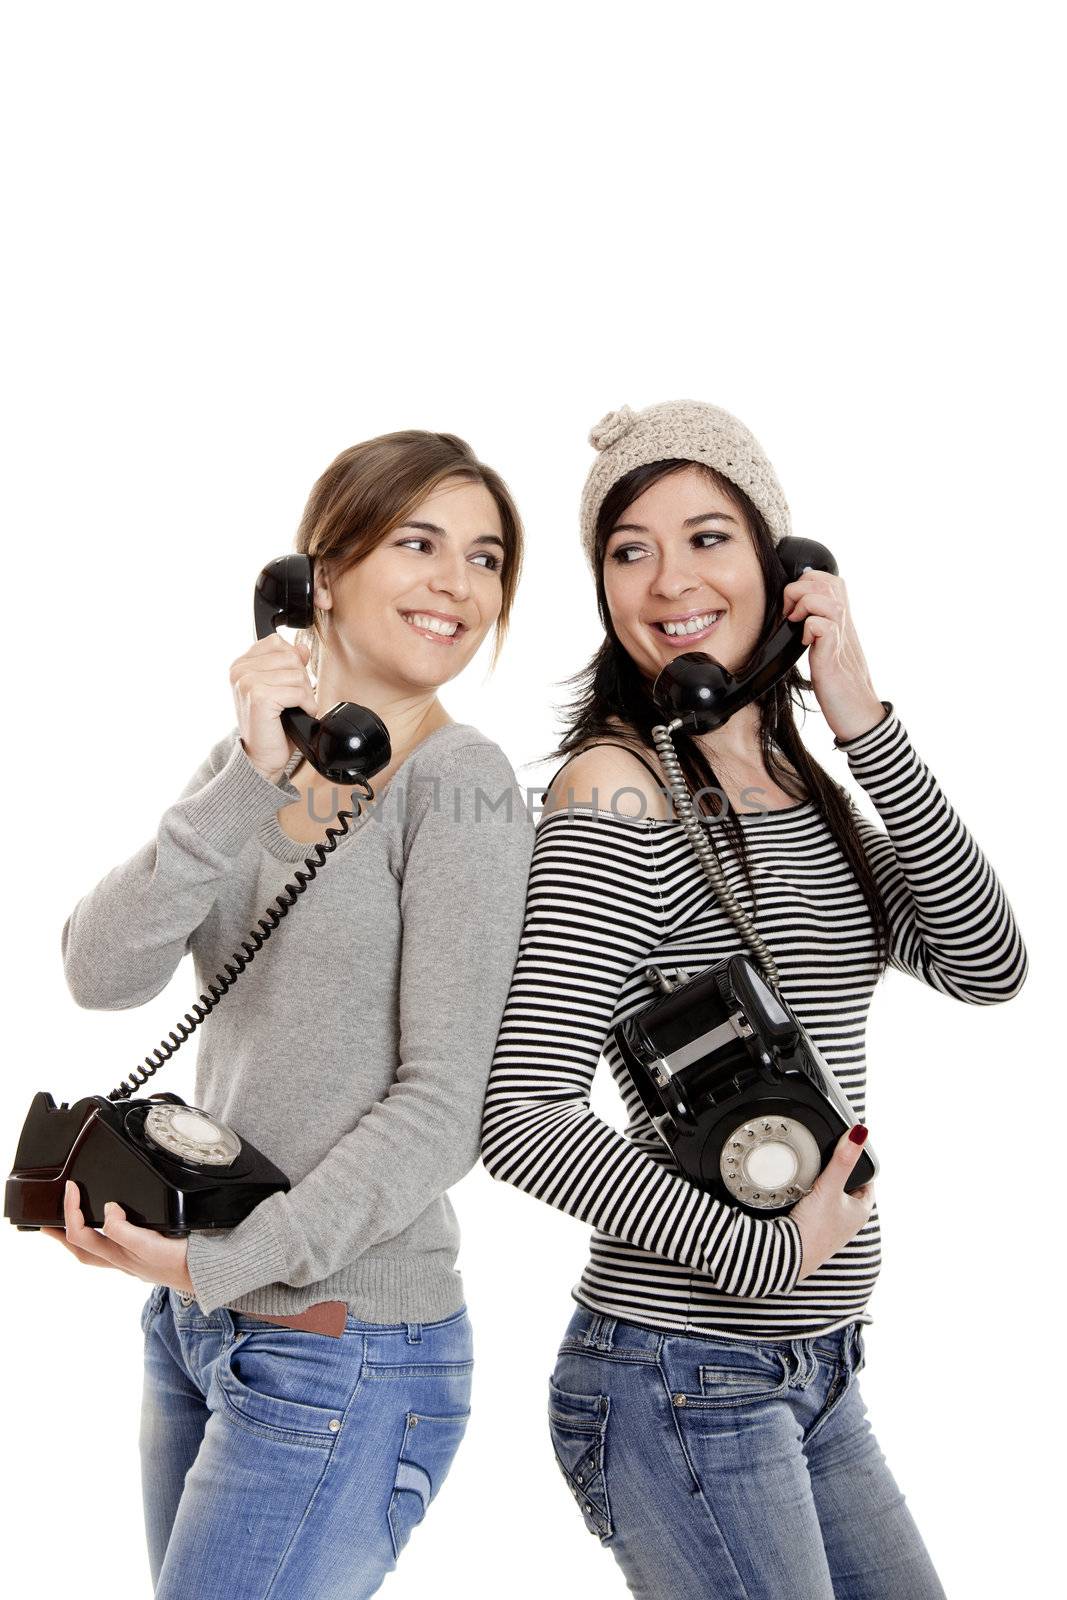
481, 703, 1028, 1340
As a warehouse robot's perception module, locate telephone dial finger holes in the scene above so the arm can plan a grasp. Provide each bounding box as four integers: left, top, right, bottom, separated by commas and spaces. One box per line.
719, 1116, 821, 1209
144, 1105, 242, 1167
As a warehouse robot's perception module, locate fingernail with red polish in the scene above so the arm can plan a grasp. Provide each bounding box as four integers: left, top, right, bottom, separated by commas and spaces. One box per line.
849, 1124, 869, 1145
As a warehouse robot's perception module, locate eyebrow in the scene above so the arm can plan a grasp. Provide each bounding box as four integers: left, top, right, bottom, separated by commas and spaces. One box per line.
609, 512, 739, 536
399, 520, 506, 551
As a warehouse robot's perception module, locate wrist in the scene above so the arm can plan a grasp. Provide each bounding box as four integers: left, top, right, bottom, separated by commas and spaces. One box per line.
240, 740, 286, 785
830, 698, 889, 747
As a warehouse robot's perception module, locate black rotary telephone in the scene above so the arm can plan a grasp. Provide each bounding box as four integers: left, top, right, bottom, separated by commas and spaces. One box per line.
612, 536, 879, 1217
5, 556, 391, 1237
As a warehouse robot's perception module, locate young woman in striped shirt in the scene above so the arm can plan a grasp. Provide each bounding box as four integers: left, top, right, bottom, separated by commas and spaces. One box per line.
481, 400, 1027, 1598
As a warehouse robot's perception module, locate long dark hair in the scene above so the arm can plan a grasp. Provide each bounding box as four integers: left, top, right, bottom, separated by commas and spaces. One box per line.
547, 459, 891, 972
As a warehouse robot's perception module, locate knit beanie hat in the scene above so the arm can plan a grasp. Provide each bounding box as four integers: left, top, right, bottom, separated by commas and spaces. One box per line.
579, 399, 793, 569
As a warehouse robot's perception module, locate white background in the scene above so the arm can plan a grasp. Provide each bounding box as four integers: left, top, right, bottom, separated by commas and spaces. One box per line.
0, 3, 1060, 1595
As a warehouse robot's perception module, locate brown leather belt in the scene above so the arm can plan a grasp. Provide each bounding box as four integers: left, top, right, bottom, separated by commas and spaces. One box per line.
240, 1301, 348, 1338
175, 1289, 348, 1338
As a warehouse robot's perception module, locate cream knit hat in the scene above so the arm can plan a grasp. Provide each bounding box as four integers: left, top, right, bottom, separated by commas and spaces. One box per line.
579, 399, 793, 569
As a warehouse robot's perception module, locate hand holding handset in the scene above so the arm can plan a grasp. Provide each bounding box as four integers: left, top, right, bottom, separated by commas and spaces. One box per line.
5, 556, 391, 1237
252, 553, 390, 784
612, 536, 879, 1227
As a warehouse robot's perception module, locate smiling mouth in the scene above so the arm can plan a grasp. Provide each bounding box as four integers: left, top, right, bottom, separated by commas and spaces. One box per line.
398, 610, 468, 644
652, 610, 724, 641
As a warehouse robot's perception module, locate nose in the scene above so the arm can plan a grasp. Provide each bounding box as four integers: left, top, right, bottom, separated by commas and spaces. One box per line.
650, 545, 702, 601
427, 548, 472, 602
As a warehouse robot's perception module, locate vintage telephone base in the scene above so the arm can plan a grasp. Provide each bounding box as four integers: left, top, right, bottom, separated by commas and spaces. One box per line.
614, 954, 877, 1217
5, 1091, 290, 1234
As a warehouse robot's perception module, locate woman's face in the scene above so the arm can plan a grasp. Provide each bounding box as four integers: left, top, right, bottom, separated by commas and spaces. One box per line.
316, 476, 506, 691
602, 464, 767, 683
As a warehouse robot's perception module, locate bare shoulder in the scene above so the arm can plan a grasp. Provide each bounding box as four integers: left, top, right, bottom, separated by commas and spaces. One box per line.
543, 725, 670, 821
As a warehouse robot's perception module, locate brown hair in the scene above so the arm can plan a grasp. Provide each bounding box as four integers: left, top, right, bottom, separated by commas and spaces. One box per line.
547, 458, 892, 972
294, 430, 524, 674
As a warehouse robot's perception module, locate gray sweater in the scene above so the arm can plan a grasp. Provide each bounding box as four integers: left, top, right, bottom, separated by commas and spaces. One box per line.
61, 722, 535, 1321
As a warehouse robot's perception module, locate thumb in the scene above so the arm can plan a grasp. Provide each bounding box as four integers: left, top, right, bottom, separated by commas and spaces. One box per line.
100, 1202, 145, 1253
827, 1123, 870, 1187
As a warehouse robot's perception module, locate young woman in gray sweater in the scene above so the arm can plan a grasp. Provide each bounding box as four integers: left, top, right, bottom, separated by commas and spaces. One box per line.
46, 431, 535, 1599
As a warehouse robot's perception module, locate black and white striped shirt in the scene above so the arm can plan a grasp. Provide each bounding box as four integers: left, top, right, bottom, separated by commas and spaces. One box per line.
481, 704, 1028, 1339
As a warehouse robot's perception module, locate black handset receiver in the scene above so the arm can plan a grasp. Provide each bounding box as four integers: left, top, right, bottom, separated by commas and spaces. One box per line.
5, 556, 393, 1238
254, 553, 391, 785
612, 534, 879, 1217
652, 536, 840, 733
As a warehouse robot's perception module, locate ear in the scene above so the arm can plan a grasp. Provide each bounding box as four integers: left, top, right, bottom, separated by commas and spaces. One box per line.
312, 559, 333, 611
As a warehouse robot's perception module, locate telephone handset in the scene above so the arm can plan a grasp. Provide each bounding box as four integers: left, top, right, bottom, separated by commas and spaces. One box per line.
5, 556, 392, 1237
612, 534, 879, 1217
652, 535, 840, 733
254, 553, 390, 785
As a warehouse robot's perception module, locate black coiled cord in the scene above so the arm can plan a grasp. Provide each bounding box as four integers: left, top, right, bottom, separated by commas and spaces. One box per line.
651, 719, 781, 992
106, 777, 376, 1102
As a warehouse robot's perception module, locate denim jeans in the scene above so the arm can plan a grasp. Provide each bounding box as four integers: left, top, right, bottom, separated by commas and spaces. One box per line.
139, 1285, 472, 1599
548, 1305, 947, 1600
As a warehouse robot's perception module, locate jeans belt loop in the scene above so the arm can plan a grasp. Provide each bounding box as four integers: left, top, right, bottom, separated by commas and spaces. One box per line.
787, 1338, 816, 1387
805, 1342, 819, 1386
582, 1314, 617, 1352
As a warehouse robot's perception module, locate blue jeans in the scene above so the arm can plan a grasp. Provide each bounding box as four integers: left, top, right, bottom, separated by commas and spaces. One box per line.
548, 1306, 947, 1599
139, 1285, 472, 1599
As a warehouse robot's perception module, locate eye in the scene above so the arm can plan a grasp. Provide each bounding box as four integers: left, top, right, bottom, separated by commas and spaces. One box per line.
608, 532, 728, 564
396, 537, 501, 574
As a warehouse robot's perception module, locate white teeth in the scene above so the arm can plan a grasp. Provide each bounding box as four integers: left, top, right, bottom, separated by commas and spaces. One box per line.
403, 612, 460, 637
660, 611, 722, 636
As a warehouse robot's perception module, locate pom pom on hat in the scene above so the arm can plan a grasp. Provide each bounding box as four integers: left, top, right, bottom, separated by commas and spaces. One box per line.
578, 398, 793, 570
588, 406, 638, 451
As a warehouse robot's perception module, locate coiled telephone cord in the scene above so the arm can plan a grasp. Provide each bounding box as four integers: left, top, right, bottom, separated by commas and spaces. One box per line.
650, 720, 781, 993
106, 778, 376, 1102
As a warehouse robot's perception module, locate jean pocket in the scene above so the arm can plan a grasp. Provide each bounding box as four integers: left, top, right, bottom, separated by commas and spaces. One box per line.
388, 1410, 471, 1560
547, 1380, 613, 1541
214, 1326, 360, 1447
673, 1347, 790, 1410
